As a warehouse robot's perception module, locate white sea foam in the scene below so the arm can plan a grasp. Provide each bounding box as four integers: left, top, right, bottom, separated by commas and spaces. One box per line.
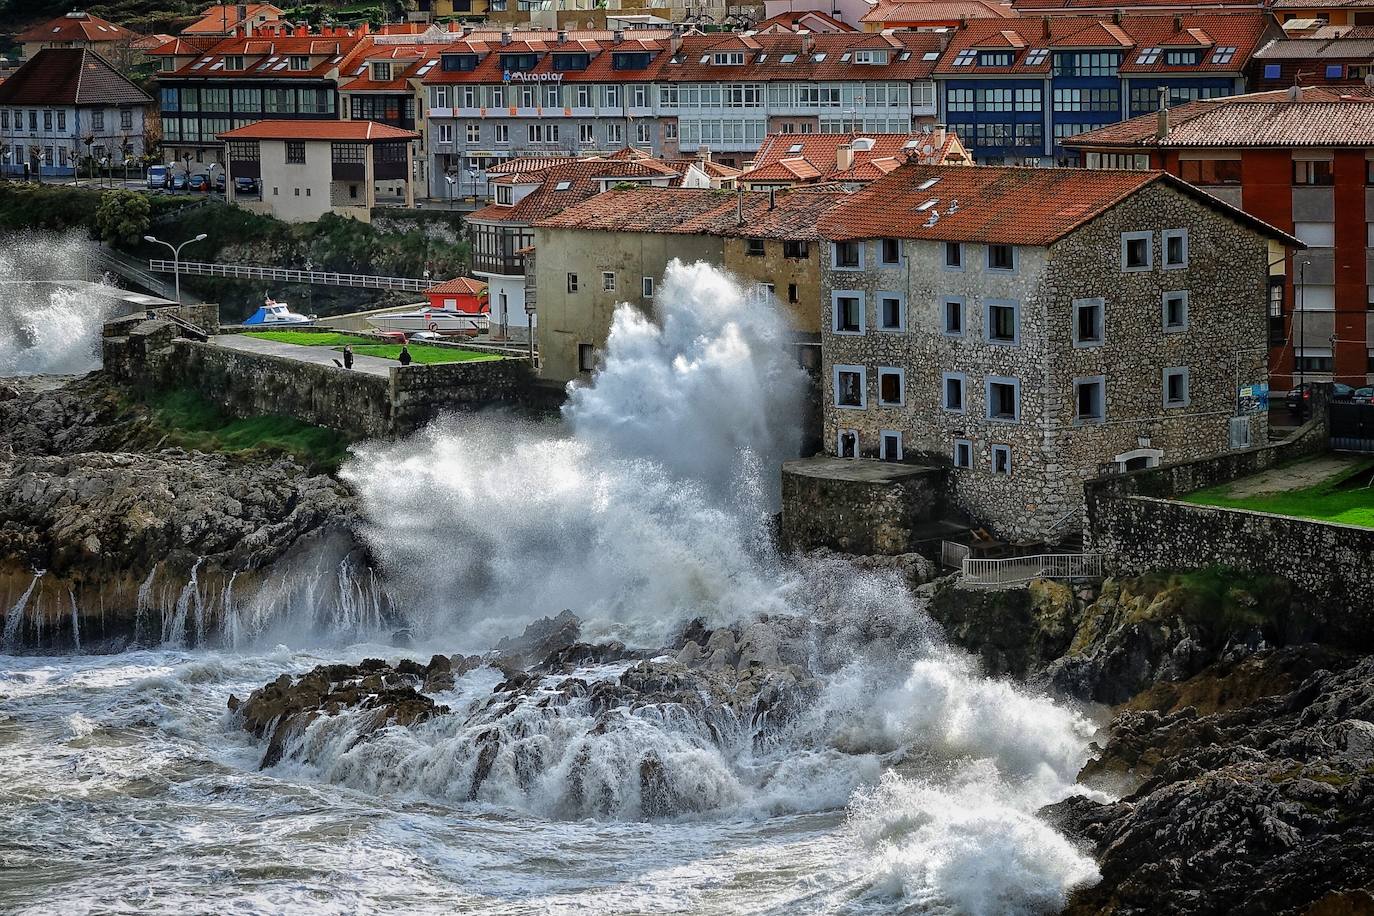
0, 234, 118, 378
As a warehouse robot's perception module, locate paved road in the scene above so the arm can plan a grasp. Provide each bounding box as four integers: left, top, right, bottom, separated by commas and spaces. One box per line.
213, 334, 396, 378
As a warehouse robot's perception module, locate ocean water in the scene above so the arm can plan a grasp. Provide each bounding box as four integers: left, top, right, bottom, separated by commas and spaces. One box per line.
0, 261, 1105, 914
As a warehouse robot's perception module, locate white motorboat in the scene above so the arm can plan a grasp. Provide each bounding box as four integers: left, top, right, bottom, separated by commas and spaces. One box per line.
367, 308, 489, 335
243, 297, 317, 327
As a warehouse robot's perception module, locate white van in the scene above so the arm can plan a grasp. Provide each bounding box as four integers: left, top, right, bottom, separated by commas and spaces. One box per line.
146, 165, 169, 189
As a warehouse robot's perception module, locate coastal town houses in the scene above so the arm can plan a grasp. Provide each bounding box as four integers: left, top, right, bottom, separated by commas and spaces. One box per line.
181, 4, 286, 39
219, 120, 418, 222
814, 162, 1299, 541
529, 184, 848, 382
0, 49, 153, 179
933, 13, 1274, 164
1064, 87, 1374, 390
16, 12, 138, 63
738, 128, 969, 190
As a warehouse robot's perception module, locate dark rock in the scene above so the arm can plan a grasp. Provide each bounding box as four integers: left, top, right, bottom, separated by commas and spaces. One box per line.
492, 610, 581, 667
537, 640, 637, 672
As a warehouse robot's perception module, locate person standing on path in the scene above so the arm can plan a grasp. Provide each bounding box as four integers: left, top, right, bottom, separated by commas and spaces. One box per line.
398, 345, 412, 366
343, 345, 354, 370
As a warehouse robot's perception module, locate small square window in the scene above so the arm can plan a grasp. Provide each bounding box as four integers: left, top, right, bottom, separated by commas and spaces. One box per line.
1263, 63, 1281, 80
1074, 376, 1106, 424
985, 301, 1019, 344
944, 242, 963, 270
578, 343, 595, 372
881, 430, 903, 461
1073, 298, 1104, 347
953, 438, 973, 469
834, 240, 862, 269
1163, 291, 1188, 331
602, 271, 616, 291
880, 238, 901, 264
942, 298, 965, 336
1163, 229, 1188, 269
987, 244, 1014, 271
943, 372, 966, 413
1122, 232, 1152, 271
746, 238, 765, 257
879, 293, 904, 331
991, 443, 1012, 475
285, 141, 305, 164
837, 429, 859, 458
567, 272, 579, 293
1163, 366, 1190, 407
987, 377, 1020, 422
1327, 64, 1344, 80
642, 276, 654, 298
783, 240, 809, 259
835, 365, 866, 409
878, 367, 904, 406
833, 291, 865, 334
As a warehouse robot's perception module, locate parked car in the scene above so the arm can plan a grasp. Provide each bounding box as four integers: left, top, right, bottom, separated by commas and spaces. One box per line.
189, 174, 210, 193
213, 172, 226, 192
1353, 387, 1374, 405
171, 172, 189, 191
409, 330, 445, 341
376, 331, 408, 345
233, 176, 258, 194
145, 165, 169, 189
1287, 382, 1354, 411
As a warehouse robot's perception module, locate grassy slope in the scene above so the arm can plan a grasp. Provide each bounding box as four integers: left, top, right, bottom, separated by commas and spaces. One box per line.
1181, 459, 1374, 528
147, 388, 352, 472
351, 344, 500, 364
244, 331, 377, 347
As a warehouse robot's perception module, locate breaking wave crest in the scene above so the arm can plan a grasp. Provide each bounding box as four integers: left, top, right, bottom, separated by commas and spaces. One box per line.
0, 234, 119, 378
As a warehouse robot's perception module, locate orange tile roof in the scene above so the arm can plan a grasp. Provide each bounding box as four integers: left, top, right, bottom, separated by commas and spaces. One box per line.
155, 30, 374, 80
860, 0, 1016, 23
755, 10, 858, 32
182, 4, 284, 34
427, 277, 487, 295
534, 186, 850, 239
17, 13, 136, 45
816, 161, 1298, 246
217, 119, 416, 141
742, 131, 964, 184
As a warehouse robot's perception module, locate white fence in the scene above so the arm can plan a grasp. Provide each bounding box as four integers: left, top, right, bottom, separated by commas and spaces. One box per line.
960, 553, 1103, 589
941, 540, 970, 569
149, 260, 432, 292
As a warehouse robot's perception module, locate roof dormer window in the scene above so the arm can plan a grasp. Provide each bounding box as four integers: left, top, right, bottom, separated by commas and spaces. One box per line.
500, 53, 538, 71
1211, 46, 1236, 64
612, 50, 652, 69
1024, 48, 1049, 65
288, 55, 309, 70
225, 55, 244, 69
780, 52, 798, 63
552, 52, 590, 71
852, 49, 888, 65
1165, 49, 1200, 66
371, 62, 391, 81
952, 49, 977, 66
979, 51, 1014, 67
713, 51, 745, 65
442, 53, 478, 71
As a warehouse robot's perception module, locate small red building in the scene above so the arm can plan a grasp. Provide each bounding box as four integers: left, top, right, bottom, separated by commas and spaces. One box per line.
424, 277, 488, 314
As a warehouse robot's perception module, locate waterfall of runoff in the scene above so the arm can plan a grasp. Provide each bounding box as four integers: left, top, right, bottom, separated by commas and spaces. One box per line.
0, 235, 119, 378
1, 260, 1104, 913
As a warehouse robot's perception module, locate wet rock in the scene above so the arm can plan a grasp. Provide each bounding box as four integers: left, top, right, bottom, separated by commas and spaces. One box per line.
537, 641, 637, 672
492, 610, 581, 667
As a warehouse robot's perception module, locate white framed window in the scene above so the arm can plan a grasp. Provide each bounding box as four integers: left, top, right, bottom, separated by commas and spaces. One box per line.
1072, 297, 1104, 347
1294, 222, 1335, 248
1122, 231, 1153, 271
953, 438, 973, 468
878, 292, 905, 331
1163, 290, 1188, 332
579, 123, 594, 144
1163, 366, 1190, 408
1163, 229, 1188, 268
943, 241, 963, 271
837, 428, 859, 458
494, 124, 509, 143
880, 430, 903, 461
986, 243, 1015, 272
834, 364, 866, 409
1073, 375, 1106, 424
985, 300, 1019, 345
642, 276, 654, 298
832, 291, 865, 334
991, 443, 1012, 475
942, 372, 966, 413
602, 271, 616, 291
465, 123, 481, 142
437, 123, 453, 144
986, 376, 1020, 422
496, 185, 513, 205
877, 367, 905, 406
567, 272, 578, 292
942, 297, 965, 336
607, 123, 623, 143
833, 240, 863, 270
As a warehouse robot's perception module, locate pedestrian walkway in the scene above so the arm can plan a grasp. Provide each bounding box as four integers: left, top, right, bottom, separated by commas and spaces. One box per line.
212, 334, 395, 377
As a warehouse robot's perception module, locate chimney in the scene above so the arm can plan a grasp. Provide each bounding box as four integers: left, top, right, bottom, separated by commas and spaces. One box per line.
237, 3, 248, 28
769, 187, 776, 210
736, 186, 744, 226
1042, 15, 1050, 39
501, 29, 512, 45
294, 24, 307, 37
802, 34, 814, 56
1173, 13, 1182, 32
936, 123, 946, 148
697, 143, 711, 162
613, 29, 624, 43
836, 142, 854, 172
558, 28, 567, 43
1156, 86, 1169, 139
1113, 10, 1122, 24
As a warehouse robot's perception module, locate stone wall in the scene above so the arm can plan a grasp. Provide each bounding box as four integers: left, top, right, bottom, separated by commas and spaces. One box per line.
780, 456, 948, 555
390, 358, 538, 433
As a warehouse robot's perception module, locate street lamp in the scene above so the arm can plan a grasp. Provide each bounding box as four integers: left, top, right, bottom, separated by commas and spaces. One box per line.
144, 233, 207, 304
1298, 258, 1308, 420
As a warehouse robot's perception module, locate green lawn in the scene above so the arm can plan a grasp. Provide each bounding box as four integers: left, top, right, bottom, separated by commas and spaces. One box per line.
351, 344, 501, 364
1181, 460, 1374, 528
147, 389, 352, 472
244, 331, 376, 347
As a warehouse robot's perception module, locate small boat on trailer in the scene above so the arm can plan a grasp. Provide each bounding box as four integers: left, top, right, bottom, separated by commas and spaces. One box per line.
367, 308, 489, 336
243, 297, 317, 327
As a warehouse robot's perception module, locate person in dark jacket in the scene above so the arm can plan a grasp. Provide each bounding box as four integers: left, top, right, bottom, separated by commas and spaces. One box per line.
342, 345, 354, 369
398, 345, 413, 366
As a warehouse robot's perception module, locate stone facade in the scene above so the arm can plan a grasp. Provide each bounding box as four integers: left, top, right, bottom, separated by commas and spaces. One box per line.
722, 235, 824, 340
780, 457, 948, 555
819, 180, 1274, 541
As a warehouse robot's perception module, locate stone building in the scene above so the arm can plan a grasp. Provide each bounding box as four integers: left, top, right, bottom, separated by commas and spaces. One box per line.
530, 185, 847, 383
815, 162, 1300, 541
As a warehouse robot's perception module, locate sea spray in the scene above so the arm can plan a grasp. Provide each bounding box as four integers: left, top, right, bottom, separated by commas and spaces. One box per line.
0, 234, 118, 378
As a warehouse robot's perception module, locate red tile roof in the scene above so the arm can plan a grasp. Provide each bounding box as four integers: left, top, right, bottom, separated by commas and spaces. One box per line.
181, 4, 284, 34
468, 157, 688, 224
16, 13, 136, 45
1063, 89, 1374, 148
934, 13, 1270, 75
1016, 0, 1261, 9
0, 48, 151, 107
427, 277, 487, 296
154, 30, 375, 81
741, 131, 967, 184
860, 0, 1016, 23
533, 185, 850, 239
815, 161, 1299, 246
217, 119, 416, 141
755, 10, 857, 32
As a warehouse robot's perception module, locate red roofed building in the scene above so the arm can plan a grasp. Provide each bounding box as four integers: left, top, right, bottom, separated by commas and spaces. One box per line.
219, 119, 418, 221
739, 128, 969, 189
859, 0, 1016, 31
756, 11, 857, 33
425, 276, 489, 314
17, 12, 138, 62
814, 161, 1299, 540
1065, 88, 1374, 390
181, 4, 284, 38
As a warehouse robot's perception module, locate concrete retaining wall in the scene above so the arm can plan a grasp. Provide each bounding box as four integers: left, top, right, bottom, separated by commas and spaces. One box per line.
780, 457, 948, 556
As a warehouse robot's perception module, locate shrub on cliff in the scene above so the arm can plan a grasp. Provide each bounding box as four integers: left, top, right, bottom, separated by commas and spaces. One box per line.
94, 190, 152, 246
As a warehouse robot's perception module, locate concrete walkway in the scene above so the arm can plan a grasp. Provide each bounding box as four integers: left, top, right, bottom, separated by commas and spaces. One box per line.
1221, 454, 1370, 498
212, 334, 396, 378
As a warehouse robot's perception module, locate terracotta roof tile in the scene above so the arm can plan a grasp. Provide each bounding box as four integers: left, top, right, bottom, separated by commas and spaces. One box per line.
534, 186, 850, 239
16, 13, 136, 45
742, 131, 967, 184
182, 4, 284, 34
427, 277, 487, 295
861, 0, 1016, 22
469, 158, 683, 224
0, 48, 151, 107
755, 10, 858, 32
217, 119, 416, 140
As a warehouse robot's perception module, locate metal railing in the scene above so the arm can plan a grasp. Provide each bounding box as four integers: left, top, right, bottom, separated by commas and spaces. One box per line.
91, 249, 184, 302
940, 540, 970, 569
148, 260, 433, 292
961, 553, 1103, 589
